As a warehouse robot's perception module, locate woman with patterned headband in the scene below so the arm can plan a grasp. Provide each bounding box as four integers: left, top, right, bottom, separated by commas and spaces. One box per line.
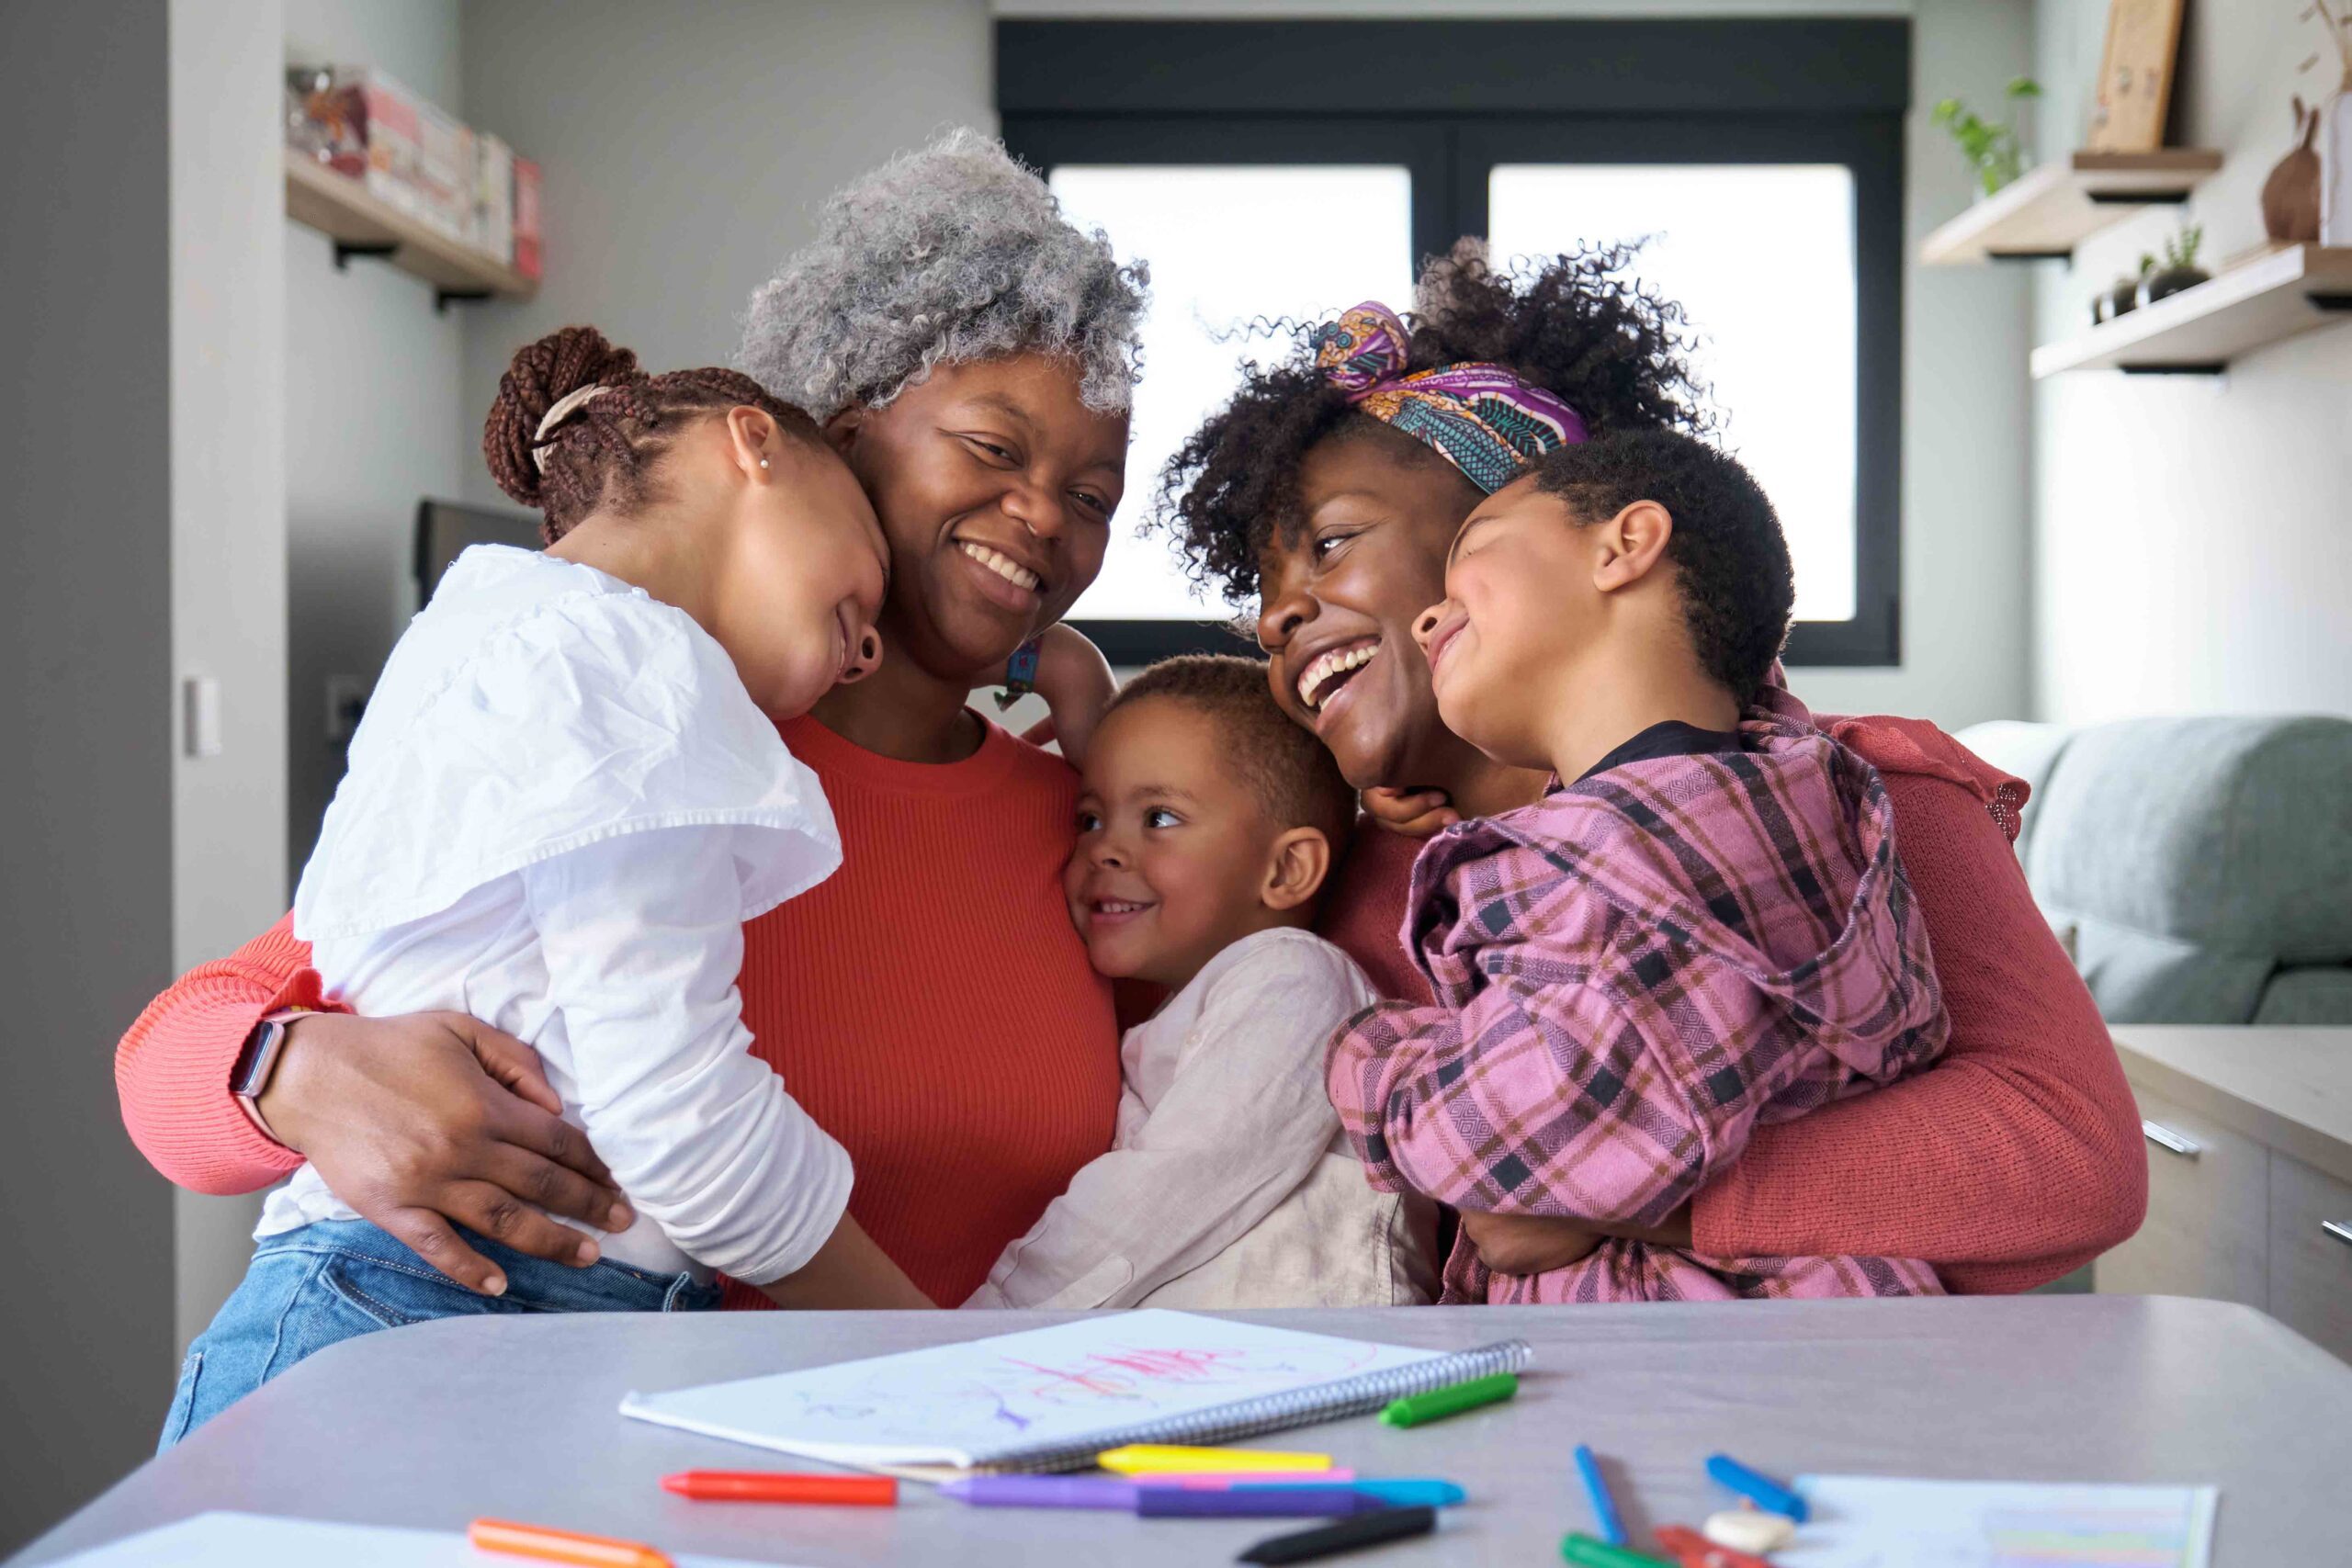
1160, 242, 2147, 1297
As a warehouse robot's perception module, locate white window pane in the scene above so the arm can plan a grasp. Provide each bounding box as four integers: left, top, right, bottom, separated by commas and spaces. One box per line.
1488, 164, 1858, 623
1051, 165, 1415, 622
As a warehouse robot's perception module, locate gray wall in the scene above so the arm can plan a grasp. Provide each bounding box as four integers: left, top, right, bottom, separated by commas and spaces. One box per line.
455, 0, 997, 505
2030, 0, 2352, 723
281, 0, 469, 878
0, 6, 179, 1553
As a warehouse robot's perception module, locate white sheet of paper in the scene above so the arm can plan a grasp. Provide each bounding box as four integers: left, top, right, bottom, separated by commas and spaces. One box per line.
1777, 1475, 2219, 1568
619, 1308, 1440, 1469
46, 1512, 788, 1567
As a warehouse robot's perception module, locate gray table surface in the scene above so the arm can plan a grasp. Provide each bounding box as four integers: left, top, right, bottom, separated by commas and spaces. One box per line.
17, 1295, 2346, 1565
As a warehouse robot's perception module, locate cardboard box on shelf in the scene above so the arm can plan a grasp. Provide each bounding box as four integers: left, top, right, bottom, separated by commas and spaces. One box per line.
474, 134, 516, 265
514, 156, 544, 280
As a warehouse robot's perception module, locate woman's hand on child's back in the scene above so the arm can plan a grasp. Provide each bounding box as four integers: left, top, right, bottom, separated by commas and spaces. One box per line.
1457, 1211, 1605, 1275
1361, 786, 1461, 840
261, 1010, 633, 1296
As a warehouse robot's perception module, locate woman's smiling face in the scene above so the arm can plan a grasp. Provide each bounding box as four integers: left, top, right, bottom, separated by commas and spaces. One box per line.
829, 353, 1129, 681
1254, 427, 1487, 791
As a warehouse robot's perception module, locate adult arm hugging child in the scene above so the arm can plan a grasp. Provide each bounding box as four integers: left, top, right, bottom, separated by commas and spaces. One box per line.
168, 328, 929, 1447
1329, 429, 1950, 1303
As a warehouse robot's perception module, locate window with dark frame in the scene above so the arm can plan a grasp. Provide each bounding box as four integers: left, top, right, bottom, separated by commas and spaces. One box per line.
998, 17, 1910, 669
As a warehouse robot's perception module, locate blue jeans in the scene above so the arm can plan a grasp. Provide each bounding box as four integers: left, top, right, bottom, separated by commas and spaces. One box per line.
160, 1218, 719, 1451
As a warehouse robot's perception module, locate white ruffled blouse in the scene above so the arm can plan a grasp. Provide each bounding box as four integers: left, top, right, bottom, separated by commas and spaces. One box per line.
262, 546, 851, 1285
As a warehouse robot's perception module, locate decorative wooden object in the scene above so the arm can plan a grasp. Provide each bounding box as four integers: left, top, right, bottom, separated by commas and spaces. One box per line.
2087, 0, 2187, 153
2030, 243, 2352, 375
2264, 98, 2324, 243
1919, 148, 2222, 265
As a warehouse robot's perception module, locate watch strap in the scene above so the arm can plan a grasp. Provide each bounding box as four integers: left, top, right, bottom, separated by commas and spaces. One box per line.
232, 1008, 312, 1143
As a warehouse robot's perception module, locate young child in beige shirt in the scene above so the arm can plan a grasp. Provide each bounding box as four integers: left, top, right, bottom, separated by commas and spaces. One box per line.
966, 655, 1436, 1311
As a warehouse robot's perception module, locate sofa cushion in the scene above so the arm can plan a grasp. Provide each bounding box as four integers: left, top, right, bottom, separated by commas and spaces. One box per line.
2253, 965, 2352, 1025
2025, 716, 2352, 964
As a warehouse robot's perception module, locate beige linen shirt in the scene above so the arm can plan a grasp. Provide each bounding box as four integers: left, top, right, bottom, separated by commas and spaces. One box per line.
965, 927, 1438, 1312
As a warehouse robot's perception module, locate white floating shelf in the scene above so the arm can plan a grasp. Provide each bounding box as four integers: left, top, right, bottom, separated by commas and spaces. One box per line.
284, 150, 537, 304
1920, 149, 2223, 266
2031, 244, 2352, 377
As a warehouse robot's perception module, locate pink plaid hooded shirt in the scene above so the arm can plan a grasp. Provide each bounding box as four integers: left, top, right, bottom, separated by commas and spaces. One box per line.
1327, 684, 1949, 1303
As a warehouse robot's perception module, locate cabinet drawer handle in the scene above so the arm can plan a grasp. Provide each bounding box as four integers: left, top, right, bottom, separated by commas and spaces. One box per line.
2142, 1120, 2200, 1158
2324, 1221, 2352, 1248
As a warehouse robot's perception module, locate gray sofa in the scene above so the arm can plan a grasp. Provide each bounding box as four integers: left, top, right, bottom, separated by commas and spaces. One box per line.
1956, 716, 2352, 1025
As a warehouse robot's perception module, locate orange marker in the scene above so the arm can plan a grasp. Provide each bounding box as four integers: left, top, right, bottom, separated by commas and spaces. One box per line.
468, 1517, 673, 1568
661, 1470, 898, 1506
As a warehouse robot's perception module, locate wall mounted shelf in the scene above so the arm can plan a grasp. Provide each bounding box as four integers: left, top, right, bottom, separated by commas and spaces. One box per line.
1919, 150, 2223, 266
2030, 244, 2352, 377
284, 151, 536, 309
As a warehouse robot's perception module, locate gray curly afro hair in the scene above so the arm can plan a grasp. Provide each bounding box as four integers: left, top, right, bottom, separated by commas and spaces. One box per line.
738, 129, 1148, 422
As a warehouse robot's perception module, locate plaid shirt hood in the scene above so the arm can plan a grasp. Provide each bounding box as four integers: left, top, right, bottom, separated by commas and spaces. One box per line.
1329, 681, 1948, 1303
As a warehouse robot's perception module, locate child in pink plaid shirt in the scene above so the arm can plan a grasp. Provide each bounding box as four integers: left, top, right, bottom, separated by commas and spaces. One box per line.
1328, 429, 1949, 1303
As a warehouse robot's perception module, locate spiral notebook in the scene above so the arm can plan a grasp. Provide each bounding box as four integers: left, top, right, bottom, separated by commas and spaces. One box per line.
618, 1310, 1532, 1476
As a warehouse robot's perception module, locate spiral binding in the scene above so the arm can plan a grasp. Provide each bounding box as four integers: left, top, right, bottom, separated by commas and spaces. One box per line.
971, 1338, 1533, 1474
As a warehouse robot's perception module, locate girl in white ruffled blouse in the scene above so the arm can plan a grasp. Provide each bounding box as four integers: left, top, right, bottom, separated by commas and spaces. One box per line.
169, 327, 930, 1444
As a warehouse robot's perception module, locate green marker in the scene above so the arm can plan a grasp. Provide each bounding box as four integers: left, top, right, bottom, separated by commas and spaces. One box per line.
1377, 1371, 1519, 1427
1559, 1533, 1674, 1568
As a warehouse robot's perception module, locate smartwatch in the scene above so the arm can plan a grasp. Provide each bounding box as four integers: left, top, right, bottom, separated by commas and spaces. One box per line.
231, 1008, 313, 1142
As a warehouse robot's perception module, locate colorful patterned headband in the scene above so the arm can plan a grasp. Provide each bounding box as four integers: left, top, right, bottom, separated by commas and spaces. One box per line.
1309, 301, 1588, 493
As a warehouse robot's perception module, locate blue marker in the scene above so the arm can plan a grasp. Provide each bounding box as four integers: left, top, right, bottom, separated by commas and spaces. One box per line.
1705, 1453, 1809, 1523
1573, 1445, 1626, 1547
1237, 1480, 1467, 1509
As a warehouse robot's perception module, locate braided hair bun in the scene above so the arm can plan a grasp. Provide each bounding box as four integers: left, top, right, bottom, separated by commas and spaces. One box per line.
481, 325, 820, 542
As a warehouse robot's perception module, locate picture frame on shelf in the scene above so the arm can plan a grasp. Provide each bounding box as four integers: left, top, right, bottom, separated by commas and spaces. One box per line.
2087, 0, 2186, 154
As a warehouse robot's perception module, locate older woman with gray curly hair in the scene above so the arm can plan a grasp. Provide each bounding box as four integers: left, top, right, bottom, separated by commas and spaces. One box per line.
114, 130, 1155, 1312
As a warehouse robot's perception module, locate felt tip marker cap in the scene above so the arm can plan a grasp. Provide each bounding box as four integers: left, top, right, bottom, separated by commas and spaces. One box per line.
1100, 1444, 1333, 1474
469, 1518, 673, 1568
1154, 1470, 1358, 1488
1573, 1445, 1627, 1546
660, 1471, 896, 1506
1378, 1371, 1519, 1427
1560, 1533, 1675, 1568
1238, 1506, 1438, 1565
1702, 1454, 1809, 1522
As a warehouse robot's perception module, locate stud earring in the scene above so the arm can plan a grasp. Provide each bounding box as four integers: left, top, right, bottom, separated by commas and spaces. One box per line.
759, 457, 771, 469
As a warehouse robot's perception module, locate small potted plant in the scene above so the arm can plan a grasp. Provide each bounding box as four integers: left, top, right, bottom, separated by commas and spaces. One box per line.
2139, 224, 2210, 306
2101, 254, 2155, 321
1932, 78, 2043, 197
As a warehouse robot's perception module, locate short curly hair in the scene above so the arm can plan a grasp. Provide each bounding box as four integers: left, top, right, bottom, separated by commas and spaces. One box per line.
738, 129, 1148, 421
1108, 654, 1355, 849
1530, 429, 1793, 707
1159, 241, 1712, 606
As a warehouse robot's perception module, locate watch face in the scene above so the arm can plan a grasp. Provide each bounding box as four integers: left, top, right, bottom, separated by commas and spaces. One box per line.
233, 1020, 281, 1097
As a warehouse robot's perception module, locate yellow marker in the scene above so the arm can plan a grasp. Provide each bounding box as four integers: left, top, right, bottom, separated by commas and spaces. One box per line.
1097, 1445, 1334, 1475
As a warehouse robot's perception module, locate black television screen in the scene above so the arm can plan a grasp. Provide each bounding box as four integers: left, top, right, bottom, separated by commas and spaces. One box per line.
414, 498, 543, 604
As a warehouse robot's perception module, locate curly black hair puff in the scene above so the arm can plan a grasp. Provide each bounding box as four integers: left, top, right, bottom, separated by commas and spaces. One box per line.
1155, 240, 1713, 607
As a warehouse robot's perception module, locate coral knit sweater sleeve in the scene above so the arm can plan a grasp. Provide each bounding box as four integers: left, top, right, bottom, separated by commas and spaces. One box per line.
1318, 716, 2148, 1296
114, 714, 1121, 1308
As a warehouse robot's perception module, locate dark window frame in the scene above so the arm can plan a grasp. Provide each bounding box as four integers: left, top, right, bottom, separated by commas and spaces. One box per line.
999, 17, 1910, 669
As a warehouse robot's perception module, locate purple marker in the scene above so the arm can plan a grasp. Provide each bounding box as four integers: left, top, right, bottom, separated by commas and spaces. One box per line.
939, 1475, 1139, 1509
1136, 1486, 1386, 1519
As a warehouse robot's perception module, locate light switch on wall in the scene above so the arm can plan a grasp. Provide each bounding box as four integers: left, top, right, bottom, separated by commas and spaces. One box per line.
182, 675, 222, 758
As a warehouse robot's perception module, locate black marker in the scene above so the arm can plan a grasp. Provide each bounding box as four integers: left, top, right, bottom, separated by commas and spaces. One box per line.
1236, 1505, 1438, 1564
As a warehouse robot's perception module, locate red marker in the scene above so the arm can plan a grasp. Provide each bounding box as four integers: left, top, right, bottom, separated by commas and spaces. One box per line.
660, 1470, 898, 1506
1653, 1525, 1775, 1568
